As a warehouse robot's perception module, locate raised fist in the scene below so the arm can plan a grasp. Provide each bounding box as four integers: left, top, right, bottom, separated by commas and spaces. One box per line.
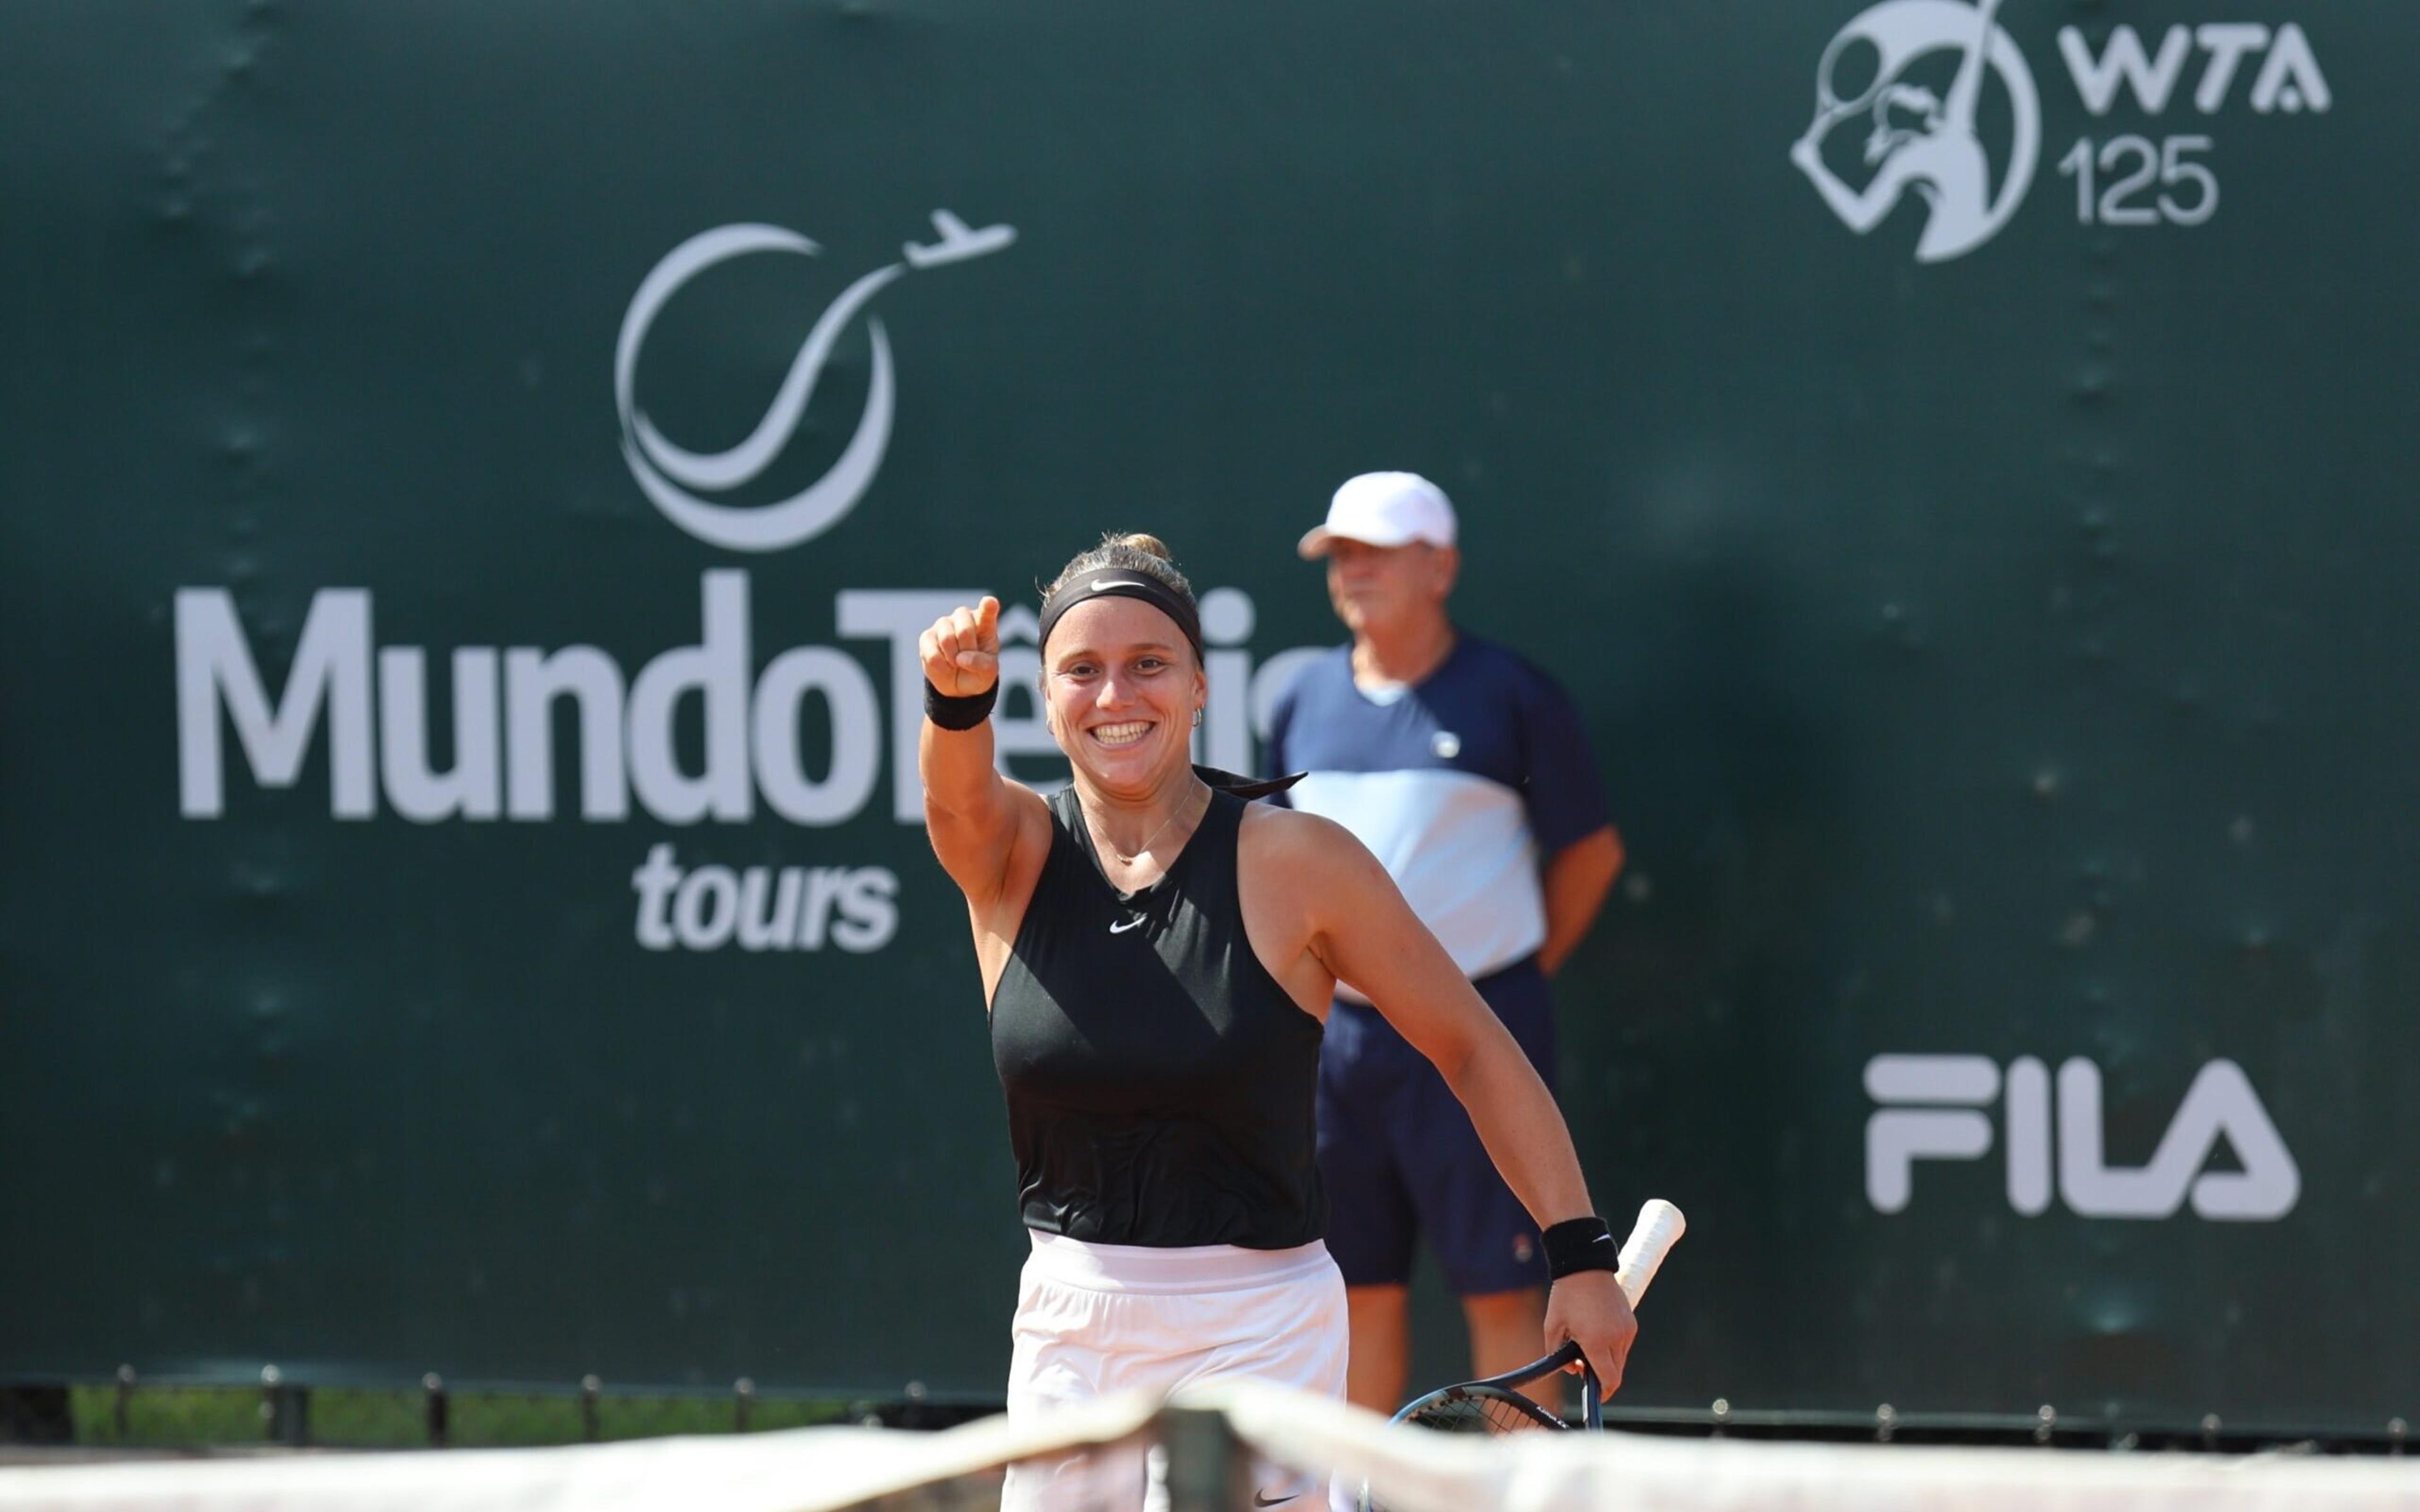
919, 596, 1001, 698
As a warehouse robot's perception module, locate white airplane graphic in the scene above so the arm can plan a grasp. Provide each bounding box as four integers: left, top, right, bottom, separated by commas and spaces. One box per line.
904, 209, 1017, 269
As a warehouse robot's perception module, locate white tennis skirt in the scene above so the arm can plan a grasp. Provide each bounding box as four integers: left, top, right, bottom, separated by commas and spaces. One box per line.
1001, 1231, 1349, 1512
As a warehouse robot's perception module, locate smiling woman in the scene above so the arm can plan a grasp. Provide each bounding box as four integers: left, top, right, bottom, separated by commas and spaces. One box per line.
1031, 534, 1212, 818
913, 532, 1640, 1511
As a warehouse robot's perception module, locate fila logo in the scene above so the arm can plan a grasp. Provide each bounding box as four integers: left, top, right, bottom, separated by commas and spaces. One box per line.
1865, 1054, 2298, 1221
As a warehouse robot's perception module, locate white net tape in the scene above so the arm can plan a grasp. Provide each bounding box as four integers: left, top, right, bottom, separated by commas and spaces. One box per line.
1201, 1381, 2420, 1512
2, 1381, 2412, 1512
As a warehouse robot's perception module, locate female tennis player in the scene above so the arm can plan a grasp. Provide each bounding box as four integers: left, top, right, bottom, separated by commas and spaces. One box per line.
918, 534, 1636, 1509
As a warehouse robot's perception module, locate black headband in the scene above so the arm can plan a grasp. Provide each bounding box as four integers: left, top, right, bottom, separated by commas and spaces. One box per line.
1036, 567, 1204, 663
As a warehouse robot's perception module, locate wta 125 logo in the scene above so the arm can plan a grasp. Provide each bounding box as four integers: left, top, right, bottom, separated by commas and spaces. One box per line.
1794, 0, 2331, 261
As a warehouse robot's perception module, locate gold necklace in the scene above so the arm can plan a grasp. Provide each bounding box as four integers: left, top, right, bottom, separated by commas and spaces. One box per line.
1087, 781, 1207, 868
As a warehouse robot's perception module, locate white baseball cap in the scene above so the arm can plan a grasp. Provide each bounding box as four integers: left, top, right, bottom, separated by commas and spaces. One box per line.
1296, 471, 1459, 559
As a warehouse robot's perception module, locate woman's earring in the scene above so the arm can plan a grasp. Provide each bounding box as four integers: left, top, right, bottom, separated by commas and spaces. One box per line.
1192, 709, 1204, 728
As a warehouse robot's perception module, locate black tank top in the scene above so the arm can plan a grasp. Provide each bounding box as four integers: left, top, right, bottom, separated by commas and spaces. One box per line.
989, 784, 1327, 1249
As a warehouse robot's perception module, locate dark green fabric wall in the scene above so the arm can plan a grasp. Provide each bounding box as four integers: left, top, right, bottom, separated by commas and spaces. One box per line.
2, 0, 2408, 1432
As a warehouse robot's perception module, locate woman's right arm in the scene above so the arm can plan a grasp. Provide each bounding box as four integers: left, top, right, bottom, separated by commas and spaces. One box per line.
918, 597, 1046, 907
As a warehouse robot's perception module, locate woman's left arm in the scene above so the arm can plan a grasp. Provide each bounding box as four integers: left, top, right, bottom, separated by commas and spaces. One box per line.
1276, 811, 1640, 1387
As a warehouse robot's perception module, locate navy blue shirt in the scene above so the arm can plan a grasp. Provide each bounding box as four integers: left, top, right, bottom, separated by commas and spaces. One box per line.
1264, 636, 1608, 992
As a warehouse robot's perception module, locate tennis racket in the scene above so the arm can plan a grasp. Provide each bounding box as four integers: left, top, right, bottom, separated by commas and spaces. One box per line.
1391, 1336, 1601, 1436
1357, 1200, 1685, 1509
1398, 1197, 1683, 1431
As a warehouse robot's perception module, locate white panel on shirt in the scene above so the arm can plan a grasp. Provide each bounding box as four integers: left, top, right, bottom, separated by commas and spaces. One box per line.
1287, 768, 1543, 1002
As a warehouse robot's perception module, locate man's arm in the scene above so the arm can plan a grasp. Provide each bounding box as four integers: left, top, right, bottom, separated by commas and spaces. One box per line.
1516, 660, 1619, 976
1539, 825, 1623, 976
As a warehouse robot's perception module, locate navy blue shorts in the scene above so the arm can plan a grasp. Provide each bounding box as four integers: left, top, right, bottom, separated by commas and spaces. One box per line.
1315, 956, 1558, 1296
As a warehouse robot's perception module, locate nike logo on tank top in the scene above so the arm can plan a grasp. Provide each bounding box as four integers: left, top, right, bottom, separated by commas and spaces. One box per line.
989, 787, 1327, 1249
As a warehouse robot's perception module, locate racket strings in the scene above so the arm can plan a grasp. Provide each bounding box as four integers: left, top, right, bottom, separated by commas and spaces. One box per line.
1401, 1385, 1565, 1435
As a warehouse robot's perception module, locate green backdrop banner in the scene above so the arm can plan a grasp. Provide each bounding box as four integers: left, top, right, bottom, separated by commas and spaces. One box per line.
3, 0, 2411, 1433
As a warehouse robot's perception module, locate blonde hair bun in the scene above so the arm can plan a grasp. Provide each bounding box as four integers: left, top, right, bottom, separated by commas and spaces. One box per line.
1112, 532, 1173, 562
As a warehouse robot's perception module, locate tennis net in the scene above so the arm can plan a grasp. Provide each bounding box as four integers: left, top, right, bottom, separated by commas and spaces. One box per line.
2, 1380, 2412, 1512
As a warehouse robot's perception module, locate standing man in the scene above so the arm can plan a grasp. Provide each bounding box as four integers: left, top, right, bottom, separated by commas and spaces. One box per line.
1264, 471, 1626, 1415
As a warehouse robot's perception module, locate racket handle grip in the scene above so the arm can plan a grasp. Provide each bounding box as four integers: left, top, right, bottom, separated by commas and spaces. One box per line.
1613, 1198, 1686, 1307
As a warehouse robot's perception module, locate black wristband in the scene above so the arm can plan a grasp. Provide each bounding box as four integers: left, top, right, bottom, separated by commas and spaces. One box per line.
923, 678, 998, 731
1541, 1216, 1618, 1281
